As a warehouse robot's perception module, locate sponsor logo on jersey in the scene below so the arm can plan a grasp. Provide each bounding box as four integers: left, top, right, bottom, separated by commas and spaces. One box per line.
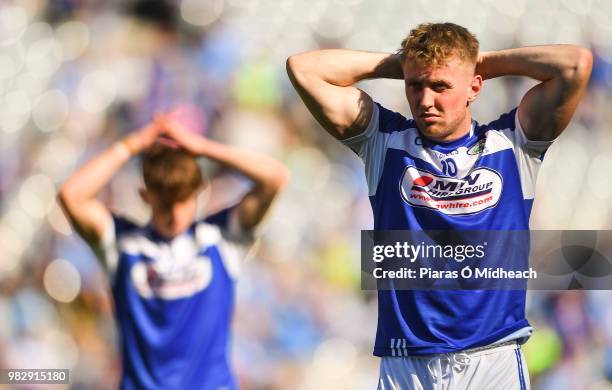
400, 166, 503, 215
131, 257, 212, 299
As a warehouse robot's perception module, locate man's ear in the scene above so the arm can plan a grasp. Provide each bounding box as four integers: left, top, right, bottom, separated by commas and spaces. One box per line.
468, 74, 483, 103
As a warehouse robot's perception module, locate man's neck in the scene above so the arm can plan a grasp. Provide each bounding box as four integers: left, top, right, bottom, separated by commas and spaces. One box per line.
423, 110, 473, 143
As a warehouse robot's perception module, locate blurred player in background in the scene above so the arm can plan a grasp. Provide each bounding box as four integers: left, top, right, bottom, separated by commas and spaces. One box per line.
58, 112, 289, 389
287, 22, 592, 389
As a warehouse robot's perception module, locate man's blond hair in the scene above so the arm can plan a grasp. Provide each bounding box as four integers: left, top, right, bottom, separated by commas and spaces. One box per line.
399, 22, 479, 68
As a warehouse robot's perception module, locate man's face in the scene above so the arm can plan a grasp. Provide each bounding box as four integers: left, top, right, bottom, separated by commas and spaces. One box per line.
403, 56, 482, 142
141, 190, 199, 239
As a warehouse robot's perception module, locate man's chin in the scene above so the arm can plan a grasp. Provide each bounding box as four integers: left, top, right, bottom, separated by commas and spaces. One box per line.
417, 122, 448, 140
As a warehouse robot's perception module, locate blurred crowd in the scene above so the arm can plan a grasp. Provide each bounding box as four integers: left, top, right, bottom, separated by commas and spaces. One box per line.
1, 0, 612, 389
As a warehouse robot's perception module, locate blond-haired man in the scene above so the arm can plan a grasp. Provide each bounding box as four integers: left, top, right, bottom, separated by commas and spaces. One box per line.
59, 113, 289, 389
287, 22, 592, 389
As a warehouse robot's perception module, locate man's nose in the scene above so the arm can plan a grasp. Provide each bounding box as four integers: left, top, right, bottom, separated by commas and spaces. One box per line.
418, 88, 435, 109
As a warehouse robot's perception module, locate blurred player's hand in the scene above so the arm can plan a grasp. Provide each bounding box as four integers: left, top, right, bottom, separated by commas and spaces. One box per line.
154, 112, 206, 155
124, 122, 163, 155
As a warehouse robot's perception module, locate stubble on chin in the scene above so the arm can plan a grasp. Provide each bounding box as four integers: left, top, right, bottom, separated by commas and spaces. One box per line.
417, 122, 450, 141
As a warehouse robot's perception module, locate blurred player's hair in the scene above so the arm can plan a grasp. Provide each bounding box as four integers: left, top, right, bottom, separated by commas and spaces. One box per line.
399, 23, 479, 68
142, 144, 204, 203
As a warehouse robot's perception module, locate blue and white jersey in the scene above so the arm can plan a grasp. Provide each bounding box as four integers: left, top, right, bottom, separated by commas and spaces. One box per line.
98, 207, 250, 389
343, 103, 553, 356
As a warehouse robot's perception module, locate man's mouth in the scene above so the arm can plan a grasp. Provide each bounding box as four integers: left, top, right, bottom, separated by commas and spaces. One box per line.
420, 113, 440, 123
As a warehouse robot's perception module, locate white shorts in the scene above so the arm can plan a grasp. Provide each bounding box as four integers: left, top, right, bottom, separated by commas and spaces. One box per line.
378, 342, 529, 390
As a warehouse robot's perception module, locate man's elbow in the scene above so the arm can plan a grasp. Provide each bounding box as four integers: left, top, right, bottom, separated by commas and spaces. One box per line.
286, 53, 316, 86
270, 165, 291, 193
576, 47, 593, 81
286, 53, 306, 74
57, 184, 76, 211
286, 55, 303, 84
564, 47, 593, 85
261, 164, 291, 199
286, 55, 297, 74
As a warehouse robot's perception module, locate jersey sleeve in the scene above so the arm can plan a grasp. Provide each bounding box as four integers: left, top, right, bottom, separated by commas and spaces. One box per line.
511, 107, 555, 155
98, 213, 138, 279
340, 103, 407, 196
497, 107, 556, 200
204, 205, 254, 245
202, 206, 255, 279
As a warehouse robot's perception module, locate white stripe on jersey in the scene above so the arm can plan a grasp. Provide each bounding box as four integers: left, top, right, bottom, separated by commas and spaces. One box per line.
497, 109, 553, 200
342, 105, 553, 201
119, 234, 161, 259
196, 222, 242, 279
100, 213, 119, 279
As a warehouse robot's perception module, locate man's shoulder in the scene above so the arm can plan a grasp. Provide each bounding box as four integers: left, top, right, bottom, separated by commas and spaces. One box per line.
475, 108, 519, 136
112, 214, 144, 239
193, 219, 229, 249
375, 102, 418, 135
115, 221, 223, 259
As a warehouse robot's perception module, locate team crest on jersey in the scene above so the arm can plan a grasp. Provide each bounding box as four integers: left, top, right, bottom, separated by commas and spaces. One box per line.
400, 166, 503, 215
467, 139, 487, 155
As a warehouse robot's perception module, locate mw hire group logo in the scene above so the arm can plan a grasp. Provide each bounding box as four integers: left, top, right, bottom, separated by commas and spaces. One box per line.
399, 166, 503, 215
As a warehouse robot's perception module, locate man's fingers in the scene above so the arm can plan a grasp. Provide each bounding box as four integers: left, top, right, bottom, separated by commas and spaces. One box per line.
152, 114, 177, 130
153, 115, 169, 130
156, 136, 179, 149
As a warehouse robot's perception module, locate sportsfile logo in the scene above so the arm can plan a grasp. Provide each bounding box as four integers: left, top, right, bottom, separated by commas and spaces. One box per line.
400, 166, 503, 215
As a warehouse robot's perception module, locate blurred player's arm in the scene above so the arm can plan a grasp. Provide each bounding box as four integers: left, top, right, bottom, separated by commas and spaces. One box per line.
156, 116, 290, 232
477, 45, 593, 141
58, 124, 161, 248
286, 50, 403, 140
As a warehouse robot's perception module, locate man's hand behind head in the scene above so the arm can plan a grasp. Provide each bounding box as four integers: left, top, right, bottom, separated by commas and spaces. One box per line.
124, 122, 164, 155
154, 112, 207, 156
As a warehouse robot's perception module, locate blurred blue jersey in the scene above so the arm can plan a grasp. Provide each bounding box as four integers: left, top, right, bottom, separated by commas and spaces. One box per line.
98, 207, 248, 389
343, 103, 553, 356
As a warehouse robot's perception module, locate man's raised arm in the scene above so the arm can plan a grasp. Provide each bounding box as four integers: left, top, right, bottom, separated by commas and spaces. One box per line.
58, 124, 161, 249
477, 45, 593, 141
155, 115, 290, 233
286, 50, 403, 140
